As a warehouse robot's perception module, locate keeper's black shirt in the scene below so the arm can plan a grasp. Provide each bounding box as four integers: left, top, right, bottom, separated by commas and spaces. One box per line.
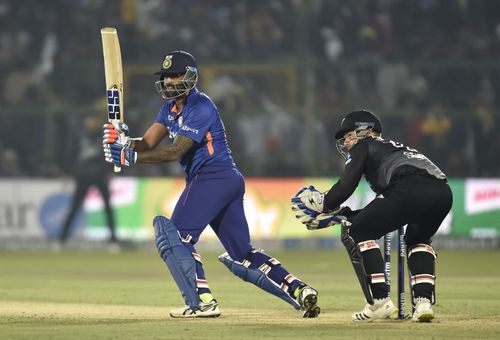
324, 137, 446, 210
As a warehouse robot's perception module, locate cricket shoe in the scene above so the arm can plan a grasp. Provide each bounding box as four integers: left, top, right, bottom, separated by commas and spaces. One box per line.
412, 297, 434, 322
297, 285, 321, 318
170, 299, 221, 318
352, 297, 397, 322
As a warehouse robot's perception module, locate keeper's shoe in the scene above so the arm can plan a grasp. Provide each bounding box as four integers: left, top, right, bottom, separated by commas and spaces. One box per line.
297, 285, 321, 318
170, 299, 221, 318
412, 297, 434, 322
352, 297, 397, 322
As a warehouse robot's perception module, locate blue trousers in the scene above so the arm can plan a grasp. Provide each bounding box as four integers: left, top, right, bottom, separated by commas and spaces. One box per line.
172, 165, 252, 261
171, 165, 302, 297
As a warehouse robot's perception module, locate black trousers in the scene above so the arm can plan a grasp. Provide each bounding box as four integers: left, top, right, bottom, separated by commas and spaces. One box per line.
59, 175, 116, 242
349, 174, 453, 247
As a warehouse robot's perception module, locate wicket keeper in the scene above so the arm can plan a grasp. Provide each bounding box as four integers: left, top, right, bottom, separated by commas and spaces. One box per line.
292, 110, 452, 322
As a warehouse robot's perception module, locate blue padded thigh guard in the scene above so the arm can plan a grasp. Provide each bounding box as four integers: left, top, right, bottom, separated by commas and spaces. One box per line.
218, 252, 300, 310
153, 215, 199, 309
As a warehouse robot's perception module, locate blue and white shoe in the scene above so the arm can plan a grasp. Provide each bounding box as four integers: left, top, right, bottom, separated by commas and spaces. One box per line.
297, 286, 321, 318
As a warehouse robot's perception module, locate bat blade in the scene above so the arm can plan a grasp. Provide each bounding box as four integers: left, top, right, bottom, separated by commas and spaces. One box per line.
101, 27, 124, 172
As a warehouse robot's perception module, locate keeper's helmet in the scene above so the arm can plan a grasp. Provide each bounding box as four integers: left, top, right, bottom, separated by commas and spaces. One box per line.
154, 51, 198, 100
334, 110, 382, 159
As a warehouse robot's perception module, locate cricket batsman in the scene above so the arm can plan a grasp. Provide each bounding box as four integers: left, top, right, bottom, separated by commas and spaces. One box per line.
102, 50, 321, 318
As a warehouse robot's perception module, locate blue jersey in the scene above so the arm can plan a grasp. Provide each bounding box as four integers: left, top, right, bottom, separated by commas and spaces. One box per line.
155, 88, 235, 178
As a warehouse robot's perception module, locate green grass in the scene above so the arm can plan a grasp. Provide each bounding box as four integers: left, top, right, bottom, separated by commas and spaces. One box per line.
1, 250, 499, 339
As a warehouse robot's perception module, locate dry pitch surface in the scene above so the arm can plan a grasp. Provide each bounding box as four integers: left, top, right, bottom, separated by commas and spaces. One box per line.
0, 250, 499, 339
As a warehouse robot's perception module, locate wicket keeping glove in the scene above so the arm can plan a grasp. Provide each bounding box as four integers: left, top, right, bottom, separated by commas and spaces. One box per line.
292, 205, 352, 230
291, 185, 328, 216
305, 213, 346, 230
103, 142, 137, 167
305, 206, 354, 230
103, 122, 130, 145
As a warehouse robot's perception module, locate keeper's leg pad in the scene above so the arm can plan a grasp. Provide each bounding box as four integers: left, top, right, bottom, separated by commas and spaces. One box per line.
407, 243, 437, 305
218, 252, 301, 310
153, 215, 199, 309
340, 221, 374, 304
357, 239, 388, 300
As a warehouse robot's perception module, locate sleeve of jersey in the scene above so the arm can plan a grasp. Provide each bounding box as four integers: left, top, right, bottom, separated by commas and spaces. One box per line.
154, 105, 170, 127
324, 142, 368, 210
177, 105, 214, 143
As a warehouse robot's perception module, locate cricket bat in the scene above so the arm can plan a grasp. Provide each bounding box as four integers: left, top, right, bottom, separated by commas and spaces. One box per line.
101, 27, 124, 172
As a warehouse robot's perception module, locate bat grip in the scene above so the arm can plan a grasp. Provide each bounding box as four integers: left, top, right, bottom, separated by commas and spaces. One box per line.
111, 120, 122, 173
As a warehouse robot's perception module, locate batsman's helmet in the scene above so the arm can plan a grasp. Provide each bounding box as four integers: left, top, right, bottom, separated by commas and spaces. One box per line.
154, 51, 198, 100
334, 110, 382, 140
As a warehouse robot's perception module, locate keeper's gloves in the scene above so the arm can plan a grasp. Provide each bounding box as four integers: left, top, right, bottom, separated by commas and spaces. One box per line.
291, 186, 328, 216
292, 205, 352, 230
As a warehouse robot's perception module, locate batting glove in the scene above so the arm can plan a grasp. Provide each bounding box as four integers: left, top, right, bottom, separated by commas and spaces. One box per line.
103, 122, 130, 145
103, 142, 137, 167
291, 185, 327, 216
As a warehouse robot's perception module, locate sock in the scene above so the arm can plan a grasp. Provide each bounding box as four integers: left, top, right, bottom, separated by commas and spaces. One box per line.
293, 286, 301, 299
199, 293, 214, 304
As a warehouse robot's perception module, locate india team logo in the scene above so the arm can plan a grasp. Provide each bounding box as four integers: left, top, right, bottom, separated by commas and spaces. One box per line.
163, 55, 173, 69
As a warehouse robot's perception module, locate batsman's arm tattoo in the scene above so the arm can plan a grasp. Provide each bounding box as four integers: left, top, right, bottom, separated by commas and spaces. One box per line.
130, 138, 150, 151
136, 135, 195, 163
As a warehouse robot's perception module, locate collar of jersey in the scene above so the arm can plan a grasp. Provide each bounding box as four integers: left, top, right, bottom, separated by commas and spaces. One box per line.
170, 87, 198, 117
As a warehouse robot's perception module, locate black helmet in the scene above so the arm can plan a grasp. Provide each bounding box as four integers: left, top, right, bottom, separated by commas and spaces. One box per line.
154, 51, 199, 100
334, 110, 382, 140
154, 51, 197, 75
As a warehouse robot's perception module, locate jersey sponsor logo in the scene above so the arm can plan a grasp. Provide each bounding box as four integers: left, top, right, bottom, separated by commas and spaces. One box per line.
181, 125, 199, 134
403, 151, 426, 160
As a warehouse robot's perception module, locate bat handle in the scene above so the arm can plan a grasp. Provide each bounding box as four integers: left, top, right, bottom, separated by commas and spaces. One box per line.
111, 120, 122, 173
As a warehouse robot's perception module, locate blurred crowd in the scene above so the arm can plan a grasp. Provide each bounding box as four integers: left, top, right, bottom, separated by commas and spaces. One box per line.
1, 0, 499, 178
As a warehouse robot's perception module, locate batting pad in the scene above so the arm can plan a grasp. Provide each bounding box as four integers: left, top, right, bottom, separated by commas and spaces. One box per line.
153, 215, 199, 309
218, 252, 301, 310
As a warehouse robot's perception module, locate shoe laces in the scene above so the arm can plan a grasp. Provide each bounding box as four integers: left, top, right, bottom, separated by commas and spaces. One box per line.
415, 297, 431, 304
369, 297, 389, 311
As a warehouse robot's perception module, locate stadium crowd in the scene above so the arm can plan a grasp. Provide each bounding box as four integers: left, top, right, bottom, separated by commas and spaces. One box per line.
1, 0, 499, 178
